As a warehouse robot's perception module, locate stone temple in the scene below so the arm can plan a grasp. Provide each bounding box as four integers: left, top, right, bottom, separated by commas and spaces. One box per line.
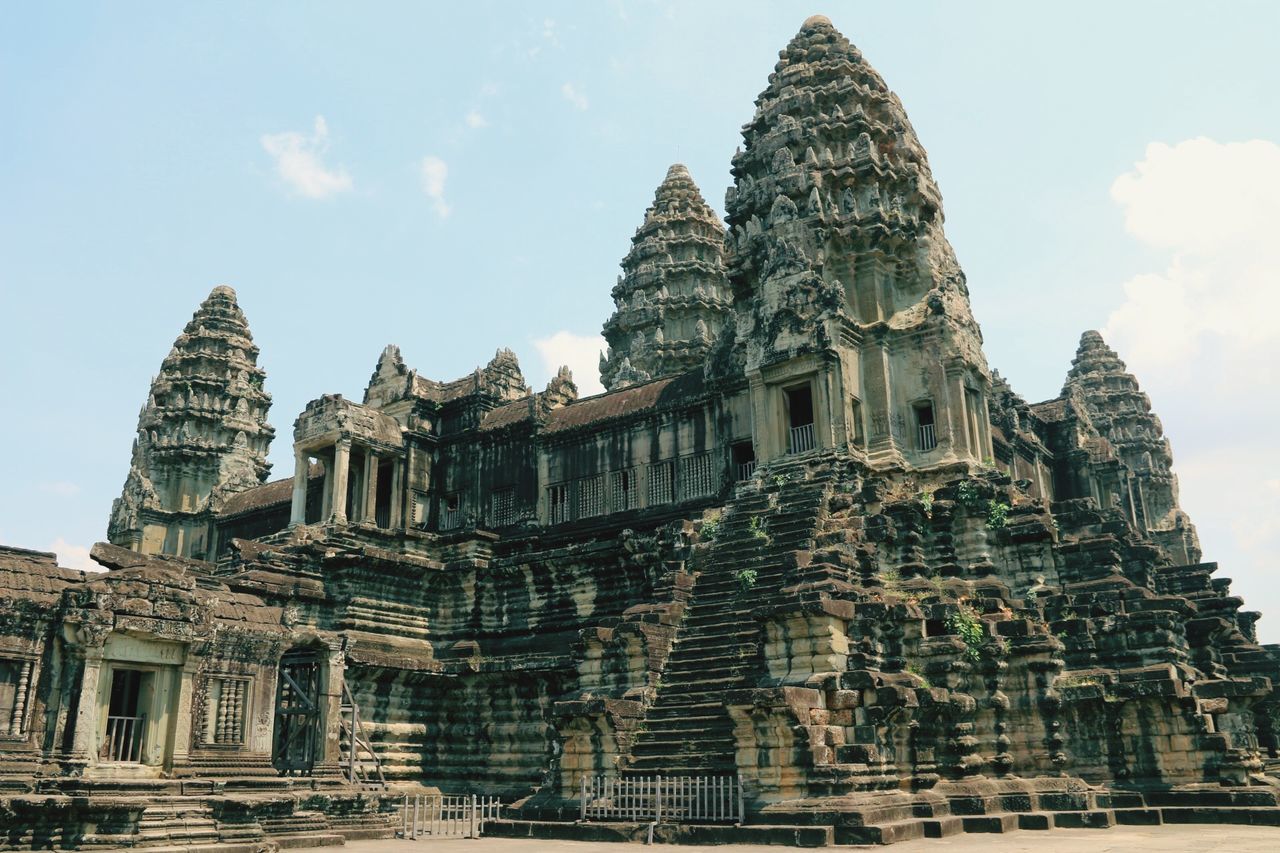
1, 14, 1278, 849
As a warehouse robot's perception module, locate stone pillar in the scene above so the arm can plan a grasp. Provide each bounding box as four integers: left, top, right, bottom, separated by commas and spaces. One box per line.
67, 652, 104, 766
363, 452, 379, 525
289, 448, 309, 527
169, 659, 200, 773
312, 640, 349, 780
389, 458, 403, 529
330, 440, 351, 524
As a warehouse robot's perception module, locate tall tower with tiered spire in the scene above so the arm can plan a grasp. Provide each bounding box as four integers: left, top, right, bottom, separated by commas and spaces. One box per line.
599, 164, 731, 390
723, 15, 992, 467
108, 286, 274, 558
1064, 330, 1201, 563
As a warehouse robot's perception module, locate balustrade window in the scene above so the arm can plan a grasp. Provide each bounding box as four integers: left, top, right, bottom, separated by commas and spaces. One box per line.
204, 676, 249, 746
0, 658, 32, 737
578, 476, 604, 518
680, 453, 716, 498
547, 484, 570, 524
914, 402, 937, 451
491, 487, 516, 527
611, 469, 638, 512
647, 462, 674, 506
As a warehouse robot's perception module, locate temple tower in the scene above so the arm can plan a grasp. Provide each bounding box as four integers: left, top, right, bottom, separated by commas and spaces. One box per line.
600, 164, 731, 390
108, 286, 274, 558
725, 15, 991, 468
1064, 330, 1201, 563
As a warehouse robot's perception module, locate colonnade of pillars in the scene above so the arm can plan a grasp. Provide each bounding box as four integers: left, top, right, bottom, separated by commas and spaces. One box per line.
289, 439, 402, 528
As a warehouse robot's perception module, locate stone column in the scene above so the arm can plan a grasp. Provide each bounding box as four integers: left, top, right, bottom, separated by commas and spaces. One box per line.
8, 659, 31, 736
330, 439, 351, 524
67, 652, 105, 766
389, 458, 403, 529
363, 452, 379, 525
289, 448, 309, 527
312, 640, 349, 780
168, 659, 200, 773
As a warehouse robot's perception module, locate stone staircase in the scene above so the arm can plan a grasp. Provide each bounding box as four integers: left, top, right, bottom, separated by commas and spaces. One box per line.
135, 797, 221, 846
627, 455, 833, 774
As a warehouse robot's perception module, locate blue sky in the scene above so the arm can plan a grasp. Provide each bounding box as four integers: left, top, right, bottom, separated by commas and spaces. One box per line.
3, 2, 1279, 640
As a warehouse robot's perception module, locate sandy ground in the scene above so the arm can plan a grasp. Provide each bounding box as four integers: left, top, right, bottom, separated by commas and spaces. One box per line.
338, 824, 1280, 852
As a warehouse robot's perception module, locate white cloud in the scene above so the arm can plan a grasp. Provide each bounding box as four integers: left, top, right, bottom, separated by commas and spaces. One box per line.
260, 115, 353, 199
1102, 137, 1280, 641
480, 83, 500, 97
50, 537, 100, 573
38, 481, 80, 497
419, 156, 451, 218
561, 82, 589, 111
533, 331, 607, 396
464, 110, 488, 129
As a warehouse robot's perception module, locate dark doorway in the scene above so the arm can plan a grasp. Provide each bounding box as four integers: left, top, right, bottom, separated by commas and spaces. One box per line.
103, 668, 146, 763
731, 440, 757, 481
784, 384, 816, 454
272, 652, 322, 775
375, 459, 394, 528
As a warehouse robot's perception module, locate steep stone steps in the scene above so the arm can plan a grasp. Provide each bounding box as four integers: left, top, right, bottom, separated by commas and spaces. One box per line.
626, 465, 834, 774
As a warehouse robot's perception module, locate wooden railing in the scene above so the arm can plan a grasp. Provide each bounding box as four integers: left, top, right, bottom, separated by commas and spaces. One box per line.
103, 714, 145, 763
788, 423, 816, 455
398, 794, 501, 839
735, 461, 757, 482
580, 774, 744, 824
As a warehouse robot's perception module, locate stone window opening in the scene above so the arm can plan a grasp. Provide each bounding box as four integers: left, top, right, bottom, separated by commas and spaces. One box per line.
731, 441, 756, 481
491, 487, 516, 527
374, 458, 394, 528
913, 401, 937, 451
0, 658, 33, 737
203, 676, 250, 746
680, 452, 717, 499
611, 469, 638, 512
578, 477, 604, 518
102, 668, 148, 763
441, 493, 462, 530
547, 483, 570, 524
785, 383, 816, 454
647, 462, 674, 506
410, 490, 429, 528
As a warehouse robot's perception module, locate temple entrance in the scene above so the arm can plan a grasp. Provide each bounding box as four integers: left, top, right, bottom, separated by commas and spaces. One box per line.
272, 651, 322, 775
101, 668, 148, 763
784, 384, 816, 454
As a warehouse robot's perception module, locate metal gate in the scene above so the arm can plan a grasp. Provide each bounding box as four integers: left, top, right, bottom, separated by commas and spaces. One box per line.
397, 794, 501, 839
580, 774, 744, 824
272, 652, 321, 774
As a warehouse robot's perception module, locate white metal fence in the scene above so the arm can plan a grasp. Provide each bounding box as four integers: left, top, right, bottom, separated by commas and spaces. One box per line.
397, 794, 501, 839
103, 714, 145, 763
580, 774, 744, 824
788, 423, 816, 454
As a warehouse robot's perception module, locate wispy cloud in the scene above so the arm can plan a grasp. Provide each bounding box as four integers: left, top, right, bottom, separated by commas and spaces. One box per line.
533, 331, 606, 396
419, 155, 451, 219
260, 116, 353, 199
50, 537, 100, 573
561, 82, 589, 111
464, 110, 488, 129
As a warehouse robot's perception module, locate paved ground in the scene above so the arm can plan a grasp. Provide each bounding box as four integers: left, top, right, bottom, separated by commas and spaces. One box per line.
340, 825, 1280, 852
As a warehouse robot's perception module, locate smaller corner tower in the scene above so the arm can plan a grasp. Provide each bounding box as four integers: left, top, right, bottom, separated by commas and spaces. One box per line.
600, 164, 731, 391
108, 286, 274, 558
1063, 330, 1201, 563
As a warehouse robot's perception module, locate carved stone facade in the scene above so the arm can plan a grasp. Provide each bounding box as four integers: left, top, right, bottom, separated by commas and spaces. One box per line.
1, 13, 1278, 849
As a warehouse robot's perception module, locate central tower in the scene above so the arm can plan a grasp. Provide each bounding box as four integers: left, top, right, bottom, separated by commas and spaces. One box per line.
726, 15, 992, 468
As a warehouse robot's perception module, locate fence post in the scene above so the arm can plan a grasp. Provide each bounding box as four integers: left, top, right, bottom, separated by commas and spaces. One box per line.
736, 774, 745, 825
580, 775, 587, 821
655, 774, 663, 823
471, 793, 478, 838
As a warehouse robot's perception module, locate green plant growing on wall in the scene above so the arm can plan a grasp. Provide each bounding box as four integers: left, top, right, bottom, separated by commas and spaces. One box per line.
986, 499, 1010, 530
747, 515, 771, 545
955, 480, 982, 508
905, 662, 932, 688
947, 605, 987, 662
736, 567, 759, 592
920, 491, 934, 515
700, 515, 721, 542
